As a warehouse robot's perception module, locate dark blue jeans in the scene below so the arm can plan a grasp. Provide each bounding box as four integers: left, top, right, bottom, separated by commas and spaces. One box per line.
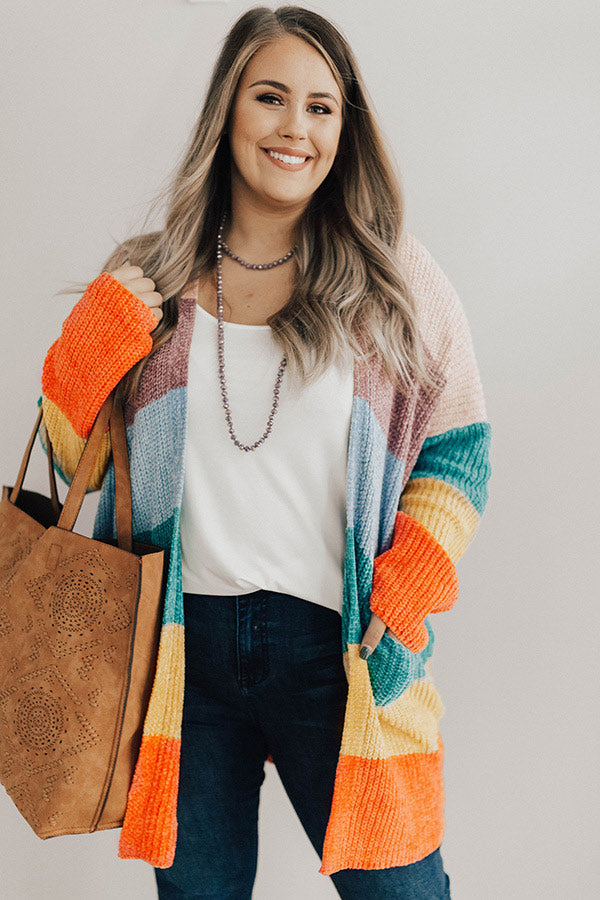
153, 589, 452, 899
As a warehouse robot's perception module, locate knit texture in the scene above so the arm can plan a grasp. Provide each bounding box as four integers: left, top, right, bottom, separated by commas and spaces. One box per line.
37, 232, 492, 874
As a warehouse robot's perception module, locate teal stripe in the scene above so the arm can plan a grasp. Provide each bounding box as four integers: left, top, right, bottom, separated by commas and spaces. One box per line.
148, 508, 183, 627
407, 421, 492, 515
343, 525, 435, 707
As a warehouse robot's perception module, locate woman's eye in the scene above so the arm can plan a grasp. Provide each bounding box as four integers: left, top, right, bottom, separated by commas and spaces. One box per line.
256, 93, 331, 115
257, 93, 282, 106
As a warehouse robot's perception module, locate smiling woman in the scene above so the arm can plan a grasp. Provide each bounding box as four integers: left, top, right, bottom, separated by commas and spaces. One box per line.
33, 4, 490, 897
227, 34, 345, 210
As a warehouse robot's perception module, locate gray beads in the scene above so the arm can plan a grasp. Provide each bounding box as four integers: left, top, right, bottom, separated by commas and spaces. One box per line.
214, 211, 293, 452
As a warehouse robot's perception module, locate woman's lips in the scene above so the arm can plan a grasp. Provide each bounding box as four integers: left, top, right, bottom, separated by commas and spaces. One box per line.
261, 147, 312, 171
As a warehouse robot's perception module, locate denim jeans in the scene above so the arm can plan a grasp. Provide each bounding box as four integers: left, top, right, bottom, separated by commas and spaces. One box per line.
153, 589, 452, 899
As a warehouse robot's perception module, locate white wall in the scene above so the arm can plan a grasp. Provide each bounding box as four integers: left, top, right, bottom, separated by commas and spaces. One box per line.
1, 1, 598, 898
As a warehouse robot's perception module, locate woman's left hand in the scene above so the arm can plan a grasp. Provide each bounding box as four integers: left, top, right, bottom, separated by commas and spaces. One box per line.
359, 612, 402, 659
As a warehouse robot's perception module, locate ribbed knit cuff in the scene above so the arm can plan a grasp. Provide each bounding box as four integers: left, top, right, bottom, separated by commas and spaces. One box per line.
369, 510, 459, 653
42, 272, 158, 438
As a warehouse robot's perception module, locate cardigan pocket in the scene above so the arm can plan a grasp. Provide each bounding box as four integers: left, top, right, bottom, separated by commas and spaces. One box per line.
350, 638, 444, 754
374, 661, 445, 756
365, 616, 436, 708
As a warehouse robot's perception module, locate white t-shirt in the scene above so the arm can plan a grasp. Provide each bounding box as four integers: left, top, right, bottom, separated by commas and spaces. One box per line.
180, 300, 355, 616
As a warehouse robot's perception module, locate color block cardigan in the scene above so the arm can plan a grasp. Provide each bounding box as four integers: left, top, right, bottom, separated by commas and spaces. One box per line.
37, 231, 492, 875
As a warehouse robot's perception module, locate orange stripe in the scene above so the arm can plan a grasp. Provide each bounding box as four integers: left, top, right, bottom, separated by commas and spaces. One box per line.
117, 733, 181, 868
369, 510, 458, 652
42, 272, 157, 438
319, 732, 445, 875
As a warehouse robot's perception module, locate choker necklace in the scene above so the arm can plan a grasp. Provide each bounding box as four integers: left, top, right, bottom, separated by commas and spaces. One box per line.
215, 211, 296, 451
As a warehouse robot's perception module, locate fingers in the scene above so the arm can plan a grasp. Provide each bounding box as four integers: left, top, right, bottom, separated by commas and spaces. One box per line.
359, 611, 386, 659
119, 273, 158, 295
110, 262, 154, 293
107, 260, 164, 324
125, 278, 162, 306
111, 260, 141, 278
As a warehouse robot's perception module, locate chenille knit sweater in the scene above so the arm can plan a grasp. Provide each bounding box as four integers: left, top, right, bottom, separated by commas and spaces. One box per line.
37, 231, 492, 875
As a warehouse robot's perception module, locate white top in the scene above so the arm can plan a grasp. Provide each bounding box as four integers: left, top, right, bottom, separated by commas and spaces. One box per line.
179, 298, 355, 616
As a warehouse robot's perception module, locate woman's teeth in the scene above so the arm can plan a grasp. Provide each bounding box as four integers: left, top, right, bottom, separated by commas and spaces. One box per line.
267, 149, 308, 165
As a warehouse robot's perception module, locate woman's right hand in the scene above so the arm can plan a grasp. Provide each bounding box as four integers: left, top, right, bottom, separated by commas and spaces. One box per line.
108, 259, 164, 325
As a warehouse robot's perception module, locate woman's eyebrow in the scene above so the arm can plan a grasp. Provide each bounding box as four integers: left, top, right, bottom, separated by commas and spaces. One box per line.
247, 79, 339, 107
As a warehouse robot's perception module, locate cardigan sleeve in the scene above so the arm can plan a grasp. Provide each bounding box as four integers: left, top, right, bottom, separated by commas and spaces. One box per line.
368, 271, 492, 653
37, 272, 158, 492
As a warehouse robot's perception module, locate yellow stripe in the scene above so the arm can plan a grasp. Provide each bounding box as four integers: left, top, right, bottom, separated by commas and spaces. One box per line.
41, 395, 111, 491
141, 622, 185, 739
340, 644, 444, 758
400, 476, 480, 563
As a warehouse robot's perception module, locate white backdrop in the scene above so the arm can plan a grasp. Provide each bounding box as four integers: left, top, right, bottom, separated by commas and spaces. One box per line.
1, 1, 598, 898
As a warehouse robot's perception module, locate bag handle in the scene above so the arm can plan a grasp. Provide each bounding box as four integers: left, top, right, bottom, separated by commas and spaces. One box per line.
58, 384, 133, 551
11, 403, 62, 519
9, 385, 133, 553
109, 383, 134, 554
45, 418, 61, 516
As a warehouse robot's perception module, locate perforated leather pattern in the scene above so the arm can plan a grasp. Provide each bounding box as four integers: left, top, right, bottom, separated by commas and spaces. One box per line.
0, 508, 144, 835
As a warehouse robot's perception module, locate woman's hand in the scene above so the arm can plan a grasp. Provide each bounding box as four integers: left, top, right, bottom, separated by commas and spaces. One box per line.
359, 612, 403, 659
108, 259, 165, 326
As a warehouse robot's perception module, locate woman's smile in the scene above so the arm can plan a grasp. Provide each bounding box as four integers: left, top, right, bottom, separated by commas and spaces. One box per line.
260, 146, 313, 171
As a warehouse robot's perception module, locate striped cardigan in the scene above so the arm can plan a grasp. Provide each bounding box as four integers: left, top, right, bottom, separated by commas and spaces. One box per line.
37, 231, 492, 875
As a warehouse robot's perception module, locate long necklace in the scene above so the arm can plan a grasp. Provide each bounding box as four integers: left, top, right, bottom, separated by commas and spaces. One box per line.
215, 211, 296, 452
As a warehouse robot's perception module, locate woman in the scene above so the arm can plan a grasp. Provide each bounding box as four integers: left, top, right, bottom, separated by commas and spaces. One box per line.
38, 5, 492, 898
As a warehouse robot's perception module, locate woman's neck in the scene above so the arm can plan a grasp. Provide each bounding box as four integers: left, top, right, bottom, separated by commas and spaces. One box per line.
225, 197, 304, 260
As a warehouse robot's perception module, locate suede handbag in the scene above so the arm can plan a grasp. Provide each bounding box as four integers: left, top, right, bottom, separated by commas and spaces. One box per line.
0, 383, 165, 839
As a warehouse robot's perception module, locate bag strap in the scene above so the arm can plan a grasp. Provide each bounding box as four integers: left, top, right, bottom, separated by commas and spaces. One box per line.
11, 405, 61, 518
10, 386, 133, 553
109, 383, 133, 554
57, 385, 133, 552
45, 419, 61, 516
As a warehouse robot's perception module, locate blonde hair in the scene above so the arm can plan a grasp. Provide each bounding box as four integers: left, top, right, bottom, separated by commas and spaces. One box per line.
56, 5, 442, 404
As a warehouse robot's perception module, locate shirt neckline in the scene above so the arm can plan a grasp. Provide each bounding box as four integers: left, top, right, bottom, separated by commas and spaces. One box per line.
195, 299, 272, 331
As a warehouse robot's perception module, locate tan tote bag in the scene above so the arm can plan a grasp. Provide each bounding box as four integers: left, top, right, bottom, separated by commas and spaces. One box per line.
0, 383, 165, 839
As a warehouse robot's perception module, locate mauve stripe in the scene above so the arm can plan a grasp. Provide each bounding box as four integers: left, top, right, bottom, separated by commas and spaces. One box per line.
123, 298, 197, 426
353, 338, 445, 468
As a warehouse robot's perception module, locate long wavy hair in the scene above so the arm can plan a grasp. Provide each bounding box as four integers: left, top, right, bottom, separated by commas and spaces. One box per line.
56, 5, 442, 404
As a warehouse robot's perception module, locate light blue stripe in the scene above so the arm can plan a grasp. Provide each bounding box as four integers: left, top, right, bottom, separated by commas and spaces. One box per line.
126, 386, 188, 533
346, 395, 405, 563
346, 396, 388, 559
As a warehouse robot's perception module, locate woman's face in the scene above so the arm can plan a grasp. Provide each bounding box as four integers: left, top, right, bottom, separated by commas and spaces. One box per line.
228, 33, 344, 210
